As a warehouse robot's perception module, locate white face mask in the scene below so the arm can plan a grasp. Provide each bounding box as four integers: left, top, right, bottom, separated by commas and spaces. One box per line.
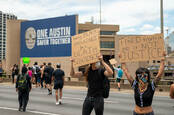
95, 62, 101, 68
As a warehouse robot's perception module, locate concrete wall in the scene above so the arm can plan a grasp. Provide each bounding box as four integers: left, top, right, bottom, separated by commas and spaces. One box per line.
6, 20, 24, 74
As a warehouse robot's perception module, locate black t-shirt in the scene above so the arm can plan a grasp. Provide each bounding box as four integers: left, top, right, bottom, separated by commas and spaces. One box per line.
53, 69, 65, 81
15, 68, 19, 75
44, 66, 54, 78
87, 67, 105, 97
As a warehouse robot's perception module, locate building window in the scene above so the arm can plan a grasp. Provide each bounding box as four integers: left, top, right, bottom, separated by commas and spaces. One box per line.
153, 60, 156, 63
78, 30, 116, 35
100, 41, 114, 48
78, 30, 88, 34
100, 31, 115, 35
164, 73, 173, 77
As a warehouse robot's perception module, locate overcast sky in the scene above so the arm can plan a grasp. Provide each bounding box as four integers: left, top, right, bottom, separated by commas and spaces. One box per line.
0, 0, 174, 36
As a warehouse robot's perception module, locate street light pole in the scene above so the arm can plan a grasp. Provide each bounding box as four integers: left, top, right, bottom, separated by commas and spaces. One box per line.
100, 0, 101, 25
160, 0, 164, 34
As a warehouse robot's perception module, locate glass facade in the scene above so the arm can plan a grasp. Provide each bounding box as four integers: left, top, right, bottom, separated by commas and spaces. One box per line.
100, 41, 114, 48
78, 30, 116, 35
100, 31, 115, 35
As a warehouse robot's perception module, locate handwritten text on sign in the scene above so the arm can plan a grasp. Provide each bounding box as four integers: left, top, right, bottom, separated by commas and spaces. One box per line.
119, 34, 164, 62
72, 28, 100, 67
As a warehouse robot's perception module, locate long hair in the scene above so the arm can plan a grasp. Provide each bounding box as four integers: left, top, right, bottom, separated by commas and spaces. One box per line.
84, 65, 91, 82
135, 67, 151, 83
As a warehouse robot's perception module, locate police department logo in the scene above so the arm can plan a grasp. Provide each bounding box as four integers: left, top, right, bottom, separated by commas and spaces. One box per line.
25, 27, 36, 49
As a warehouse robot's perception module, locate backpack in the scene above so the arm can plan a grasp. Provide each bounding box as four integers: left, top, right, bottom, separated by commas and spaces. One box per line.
18, 74, 27, 91
118, 69, 123, 78
36, 66, 40, 73
98, 69, 110, 98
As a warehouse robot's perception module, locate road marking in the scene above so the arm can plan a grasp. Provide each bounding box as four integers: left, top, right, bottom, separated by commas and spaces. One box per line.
0, 106, 61, 115
63, 96, 119, 104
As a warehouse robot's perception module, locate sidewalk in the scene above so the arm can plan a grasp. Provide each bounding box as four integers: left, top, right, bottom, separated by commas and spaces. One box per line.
0, 82, 170, 97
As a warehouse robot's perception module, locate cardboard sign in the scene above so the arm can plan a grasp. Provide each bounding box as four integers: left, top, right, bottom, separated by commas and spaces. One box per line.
109, 58, 117, 65
72, 28, 100, 67
22, 57, 30, 64
119, 34, 164, 62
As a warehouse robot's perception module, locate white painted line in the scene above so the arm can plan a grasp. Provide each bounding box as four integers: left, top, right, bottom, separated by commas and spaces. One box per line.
63, 97, 119, 104
63, 96, 84, 101
0, 106, 61, 115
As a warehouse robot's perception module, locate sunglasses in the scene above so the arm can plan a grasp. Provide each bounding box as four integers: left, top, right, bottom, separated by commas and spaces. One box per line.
137, 73, 148, 83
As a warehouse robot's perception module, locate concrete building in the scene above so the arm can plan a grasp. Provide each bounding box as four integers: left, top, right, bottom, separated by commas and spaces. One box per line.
0, 11, 17, 60
5, 15, 120, 79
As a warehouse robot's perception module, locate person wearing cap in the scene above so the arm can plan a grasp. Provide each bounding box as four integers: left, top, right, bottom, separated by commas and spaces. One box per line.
16, 66, 32, 112
52, 63, 65, 105
113, 64, 123, 91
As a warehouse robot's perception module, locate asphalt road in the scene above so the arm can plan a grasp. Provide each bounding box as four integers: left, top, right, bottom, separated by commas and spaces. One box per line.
0, 84, 174, 115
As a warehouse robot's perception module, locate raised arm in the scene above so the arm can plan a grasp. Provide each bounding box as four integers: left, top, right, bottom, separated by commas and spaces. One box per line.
99, 55, 113, 77
121, 63, 134, 84
154, 52, 166, 84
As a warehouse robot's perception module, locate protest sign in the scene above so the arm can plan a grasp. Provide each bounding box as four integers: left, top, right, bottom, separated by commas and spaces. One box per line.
22, 57, 30, 64
109, 58, 117, 65
119, 34, 164, 62
72, 28, 100, 67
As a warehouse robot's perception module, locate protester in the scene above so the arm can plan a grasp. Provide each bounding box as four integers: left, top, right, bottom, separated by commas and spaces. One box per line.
170, 84, 174, 99
119, 52, 165, 115
113, 65, 123, 91
36, 66, 41, 88
41, 63, 46, 88
44, 62, 54, 95
28, 67, 32, 79
32, 62, 40, 87
70, 55, 113, 115
53, 63, 65, 105
16, 66, 32, 112
11, 64, 16, 84
14, 65, 19, 83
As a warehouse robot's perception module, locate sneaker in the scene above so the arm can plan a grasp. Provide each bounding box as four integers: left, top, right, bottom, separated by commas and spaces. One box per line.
118, 88, 121, 91
23, 108, 26, 112
56, 102, 59, 105
18, 107, 22, 111
59, 100, 62, 105
48, 91, 52, 95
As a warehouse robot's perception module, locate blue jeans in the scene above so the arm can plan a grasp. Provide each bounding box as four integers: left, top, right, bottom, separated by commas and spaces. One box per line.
133, 111, 154, 115
82, 96, 104, 115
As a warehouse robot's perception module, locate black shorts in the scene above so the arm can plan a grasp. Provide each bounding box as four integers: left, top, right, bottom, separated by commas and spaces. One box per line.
45, 77, 51, 84
54, 81, 64, 89
116, 78, 121, 82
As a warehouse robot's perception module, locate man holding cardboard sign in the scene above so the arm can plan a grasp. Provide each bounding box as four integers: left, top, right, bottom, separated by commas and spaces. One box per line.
119, 34, 166, 115
71, 29, 113, 115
